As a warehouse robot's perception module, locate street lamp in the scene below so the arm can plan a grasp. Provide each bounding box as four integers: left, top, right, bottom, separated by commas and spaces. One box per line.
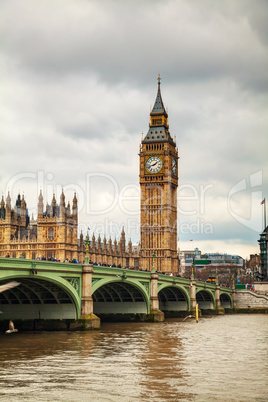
152, 250, 156, 272
84, 232, 91, 264
191, 262, 194, 280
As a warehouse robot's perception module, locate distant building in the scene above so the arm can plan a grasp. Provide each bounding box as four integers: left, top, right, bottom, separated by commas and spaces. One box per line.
194, 253, 244, 269
178, 248, 244, 276
178, 248, 201, 276
258, 226, 268, 280
245, 254, 261, 276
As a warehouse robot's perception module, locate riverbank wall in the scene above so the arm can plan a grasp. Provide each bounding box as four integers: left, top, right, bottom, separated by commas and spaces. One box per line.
235, 289, 268, 308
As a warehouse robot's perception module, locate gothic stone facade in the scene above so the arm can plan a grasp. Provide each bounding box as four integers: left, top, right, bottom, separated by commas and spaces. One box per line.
0, 191, 78, 261
78, 228, 140, 269
0, 192, 140, 267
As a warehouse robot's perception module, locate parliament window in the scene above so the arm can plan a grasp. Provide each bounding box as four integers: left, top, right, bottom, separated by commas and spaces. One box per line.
48, 228, 54, 239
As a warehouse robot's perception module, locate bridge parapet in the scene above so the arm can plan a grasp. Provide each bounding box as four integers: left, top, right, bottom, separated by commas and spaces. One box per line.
0, 256, 83, 273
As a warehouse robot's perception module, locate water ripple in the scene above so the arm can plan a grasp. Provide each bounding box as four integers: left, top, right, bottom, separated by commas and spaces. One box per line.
0, 315, 267, 401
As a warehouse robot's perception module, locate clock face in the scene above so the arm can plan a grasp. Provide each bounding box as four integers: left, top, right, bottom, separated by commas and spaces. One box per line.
172, 157, 177, 175
146, 156, 163, 173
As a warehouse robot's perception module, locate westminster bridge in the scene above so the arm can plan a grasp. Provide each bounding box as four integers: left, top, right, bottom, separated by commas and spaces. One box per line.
0, 257, 234, 330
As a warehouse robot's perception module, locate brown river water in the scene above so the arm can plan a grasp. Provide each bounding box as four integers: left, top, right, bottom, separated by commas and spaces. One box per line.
0, 315, 267, 401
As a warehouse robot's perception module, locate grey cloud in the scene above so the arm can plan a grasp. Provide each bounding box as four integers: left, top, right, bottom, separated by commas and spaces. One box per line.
1, 0, 267, 92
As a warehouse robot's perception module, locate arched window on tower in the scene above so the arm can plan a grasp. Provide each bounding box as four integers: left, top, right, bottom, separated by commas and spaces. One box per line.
48, 228, 54, 239
67, 228, 72, 243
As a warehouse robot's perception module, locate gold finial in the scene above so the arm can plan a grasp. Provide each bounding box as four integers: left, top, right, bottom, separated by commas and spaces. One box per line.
158, 73, 161, 86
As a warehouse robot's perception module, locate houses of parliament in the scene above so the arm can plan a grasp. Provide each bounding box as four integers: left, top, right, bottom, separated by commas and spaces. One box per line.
0, 77, 179, 273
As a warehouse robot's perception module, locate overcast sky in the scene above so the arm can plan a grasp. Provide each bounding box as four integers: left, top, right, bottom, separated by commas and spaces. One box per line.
1, 0, 267, 259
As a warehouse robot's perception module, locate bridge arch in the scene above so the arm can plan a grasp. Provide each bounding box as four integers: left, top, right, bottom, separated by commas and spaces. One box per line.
0, 273, 81, 320
92, 278, 150, 314
220, 292, 233, 308
196, 289, 215, 309
158, 284, 190, 311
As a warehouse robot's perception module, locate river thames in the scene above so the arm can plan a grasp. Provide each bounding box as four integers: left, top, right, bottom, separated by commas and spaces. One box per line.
0, 315, 267, 401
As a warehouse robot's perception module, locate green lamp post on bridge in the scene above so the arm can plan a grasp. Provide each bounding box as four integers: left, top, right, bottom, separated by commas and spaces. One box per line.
152, 250, 156, 273
191, 262, 195, 280
84, 232, 91, 265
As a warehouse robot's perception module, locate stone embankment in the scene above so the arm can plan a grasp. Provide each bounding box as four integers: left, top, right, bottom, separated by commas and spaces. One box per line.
235, 290, 268, 308
254, 282, 268, 296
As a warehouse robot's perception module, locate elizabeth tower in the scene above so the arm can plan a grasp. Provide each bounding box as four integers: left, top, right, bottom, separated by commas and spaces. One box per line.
139, 76, 178, 273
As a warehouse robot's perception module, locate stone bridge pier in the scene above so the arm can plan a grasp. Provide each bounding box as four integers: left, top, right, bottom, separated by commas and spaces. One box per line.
190, 278, 196, 310
77, 264, 100, 330
149, 272, 165, 322
215, 284, 225, 314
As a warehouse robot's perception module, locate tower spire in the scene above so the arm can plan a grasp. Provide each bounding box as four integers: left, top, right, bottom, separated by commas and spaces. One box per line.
150, 73, 167, 117
143, 75, 174, 144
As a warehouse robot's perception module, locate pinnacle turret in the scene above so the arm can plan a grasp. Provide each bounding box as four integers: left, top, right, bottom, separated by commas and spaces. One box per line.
60, 188, 65, 206
38, 189, 43, 202
59, 188, 65, 219
91, 233, 96, 248
67, 201, 71, 217
0, 195, 5, 209
109, 236, 112, 251
51, 193, 56, 207
72, 192, 78, 218
103, 236, 107, 251
21, 194, 26, 208
97, 234, 101, 248
6, 193, 11, 218
0, 196, 5, 219
38, 190, 44, 217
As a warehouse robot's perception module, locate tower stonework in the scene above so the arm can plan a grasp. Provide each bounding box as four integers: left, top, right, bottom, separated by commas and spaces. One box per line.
139, 76, 178, 273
